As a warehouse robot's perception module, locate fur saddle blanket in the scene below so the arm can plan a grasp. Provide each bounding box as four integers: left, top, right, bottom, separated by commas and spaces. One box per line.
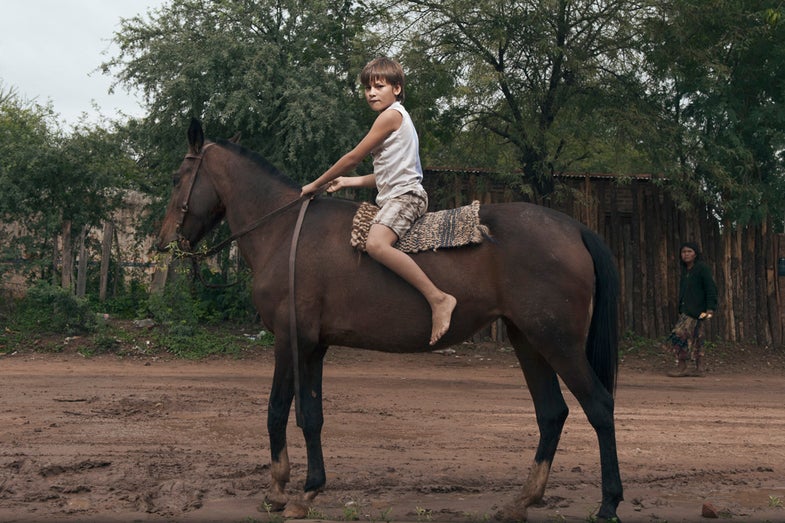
350, 200, 491, 253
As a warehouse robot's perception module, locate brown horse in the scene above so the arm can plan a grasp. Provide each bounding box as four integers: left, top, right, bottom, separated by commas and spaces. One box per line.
157, 119, 623, 521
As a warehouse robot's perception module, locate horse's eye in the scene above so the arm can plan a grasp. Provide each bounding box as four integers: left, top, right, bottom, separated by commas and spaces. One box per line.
172, 175, 180, 187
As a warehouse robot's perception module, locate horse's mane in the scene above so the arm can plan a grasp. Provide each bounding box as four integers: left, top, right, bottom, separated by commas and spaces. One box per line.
214, 138, 300, 190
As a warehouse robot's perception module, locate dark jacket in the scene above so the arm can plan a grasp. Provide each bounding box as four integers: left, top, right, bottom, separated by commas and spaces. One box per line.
678, 260, 718, 319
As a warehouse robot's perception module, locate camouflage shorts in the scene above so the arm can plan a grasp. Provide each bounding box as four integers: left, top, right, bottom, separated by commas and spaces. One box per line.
373, 189, 428, 239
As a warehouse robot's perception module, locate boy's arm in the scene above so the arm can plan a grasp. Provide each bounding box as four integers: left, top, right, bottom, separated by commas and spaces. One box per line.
327, 174, 376, 192
302, 110, 401, 195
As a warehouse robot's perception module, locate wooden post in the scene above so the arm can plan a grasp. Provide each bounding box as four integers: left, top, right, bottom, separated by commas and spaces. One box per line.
772, 234, 785, 350
99, 221, 114, 302
744, 227, 757, 343
729, 227, 747, 341
76, 226, 88, 298
643, 187, 657, 337
61, 220, 72, 291
722, 222, 735, 341
150, 254, 171, 294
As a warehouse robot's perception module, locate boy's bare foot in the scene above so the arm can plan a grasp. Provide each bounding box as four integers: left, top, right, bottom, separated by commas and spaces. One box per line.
430, 294, 457, 345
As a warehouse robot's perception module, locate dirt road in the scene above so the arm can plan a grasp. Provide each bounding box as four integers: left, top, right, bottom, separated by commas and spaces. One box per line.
1, 343, 784, 522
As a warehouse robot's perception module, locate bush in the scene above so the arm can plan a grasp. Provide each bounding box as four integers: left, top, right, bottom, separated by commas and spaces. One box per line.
14, 281, 96, 335
143, 266, 256, 327
94, 278, 150, 319
150, 327, 248, 359
143, 272, 208, 326
193, 268, 256, 323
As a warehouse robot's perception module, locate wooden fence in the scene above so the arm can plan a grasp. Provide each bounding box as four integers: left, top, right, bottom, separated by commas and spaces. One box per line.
423, 169, 785, 347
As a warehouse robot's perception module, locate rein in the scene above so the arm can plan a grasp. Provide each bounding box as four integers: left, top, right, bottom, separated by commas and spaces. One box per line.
189, 196, 310, 260
176, 142, 311, 260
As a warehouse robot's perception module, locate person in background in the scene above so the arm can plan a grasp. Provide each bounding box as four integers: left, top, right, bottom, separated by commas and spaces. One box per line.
666, 241, 718, 377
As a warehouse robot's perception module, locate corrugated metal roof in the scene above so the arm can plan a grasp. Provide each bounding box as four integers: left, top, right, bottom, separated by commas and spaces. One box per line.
424, 167, 653, 181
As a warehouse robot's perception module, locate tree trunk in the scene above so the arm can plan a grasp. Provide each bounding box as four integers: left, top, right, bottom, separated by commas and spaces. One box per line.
61, 220, 72, 291
76, 226, 88, 298
99, 221, 114, 302
721, 224, 735, 341
150, 254, 171, 294
51, 232, 59, 285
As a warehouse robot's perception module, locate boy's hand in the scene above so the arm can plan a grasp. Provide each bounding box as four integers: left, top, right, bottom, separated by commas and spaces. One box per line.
300, 182, 319, 197
326, 177, 347, 193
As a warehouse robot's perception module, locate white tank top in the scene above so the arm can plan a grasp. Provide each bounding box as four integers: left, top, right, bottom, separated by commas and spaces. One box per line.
371, 101, 424, 206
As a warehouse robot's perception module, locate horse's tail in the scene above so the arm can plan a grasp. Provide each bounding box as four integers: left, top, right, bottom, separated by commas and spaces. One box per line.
581, 228, 620, 395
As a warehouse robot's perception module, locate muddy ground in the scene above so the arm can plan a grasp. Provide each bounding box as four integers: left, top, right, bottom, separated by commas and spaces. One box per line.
1, 335, 785, 523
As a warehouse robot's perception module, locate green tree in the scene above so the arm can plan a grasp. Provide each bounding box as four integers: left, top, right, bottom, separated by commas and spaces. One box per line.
397, 0, 653, 199
642, 0, 785, 225
0, 92, 139, 289
105, 0, 383, 189
0, 94, 61, 279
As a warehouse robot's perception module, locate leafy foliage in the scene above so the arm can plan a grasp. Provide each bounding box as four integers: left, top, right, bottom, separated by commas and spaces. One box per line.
13, 281, 97, 335
0, 92, 143, 288
0, 96, 60, 277
105, 0, 380, 186
641, 0, 785, 224
397, 0, 654, 197
103, 0, 785, 219
145, 263, 255, 326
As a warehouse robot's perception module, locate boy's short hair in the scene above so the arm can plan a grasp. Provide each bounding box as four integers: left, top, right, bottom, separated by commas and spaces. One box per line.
360, 57, 405, 102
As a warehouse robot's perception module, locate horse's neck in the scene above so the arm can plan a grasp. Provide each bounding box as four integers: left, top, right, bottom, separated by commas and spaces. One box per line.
212, 160, 296, 224
213, 163, 299, 268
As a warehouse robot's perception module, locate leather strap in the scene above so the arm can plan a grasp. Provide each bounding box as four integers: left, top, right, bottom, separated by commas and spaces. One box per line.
289, 196, 313, 428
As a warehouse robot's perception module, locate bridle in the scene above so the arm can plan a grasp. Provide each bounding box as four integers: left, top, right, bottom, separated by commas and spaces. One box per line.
174, 142, 215, 252
173, 141, 317, 260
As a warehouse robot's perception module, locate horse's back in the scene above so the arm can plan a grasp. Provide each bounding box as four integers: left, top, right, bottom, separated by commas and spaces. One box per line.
477, 201, 598, 319
290, 199, 597, 352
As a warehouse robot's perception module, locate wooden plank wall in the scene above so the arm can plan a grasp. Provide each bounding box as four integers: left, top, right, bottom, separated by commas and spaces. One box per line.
423, 170, 785, 347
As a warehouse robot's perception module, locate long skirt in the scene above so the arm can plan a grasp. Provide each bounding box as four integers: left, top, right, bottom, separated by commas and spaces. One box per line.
666, 313, 705, 362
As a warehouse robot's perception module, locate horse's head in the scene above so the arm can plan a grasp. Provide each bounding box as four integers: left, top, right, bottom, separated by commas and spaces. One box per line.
156, 119, 227, 253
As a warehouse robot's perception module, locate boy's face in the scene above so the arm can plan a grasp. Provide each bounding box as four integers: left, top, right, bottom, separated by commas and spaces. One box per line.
364, 77, 401, 112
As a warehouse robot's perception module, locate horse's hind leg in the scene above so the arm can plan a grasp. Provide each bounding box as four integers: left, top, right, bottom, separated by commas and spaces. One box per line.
498, 324, 569, 521
556, 363, 622, 520
516, 333, 622, 521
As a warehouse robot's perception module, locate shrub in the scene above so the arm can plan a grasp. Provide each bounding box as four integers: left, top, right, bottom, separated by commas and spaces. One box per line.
14, 281, 96, 334
144, 275, 206, 327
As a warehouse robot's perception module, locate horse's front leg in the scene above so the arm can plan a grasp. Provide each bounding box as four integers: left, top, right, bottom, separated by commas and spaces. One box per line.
282, 343, 328, 519
264, 339, 296, 512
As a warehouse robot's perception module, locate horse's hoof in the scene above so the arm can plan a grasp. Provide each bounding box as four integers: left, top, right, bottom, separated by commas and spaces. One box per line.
494, 503, 527, 522
262, 493, 287, 512
596, 501, 621, 522
282, 501, 310, 519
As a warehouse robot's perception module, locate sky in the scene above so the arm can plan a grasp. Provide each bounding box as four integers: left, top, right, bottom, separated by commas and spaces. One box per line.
0, 0, 167, 127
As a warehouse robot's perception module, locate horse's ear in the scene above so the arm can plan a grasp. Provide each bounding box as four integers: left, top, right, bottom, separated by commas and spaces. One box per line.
187, 118, 205, 153
228, 131, 241, 144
